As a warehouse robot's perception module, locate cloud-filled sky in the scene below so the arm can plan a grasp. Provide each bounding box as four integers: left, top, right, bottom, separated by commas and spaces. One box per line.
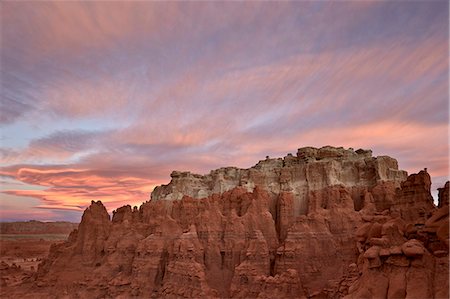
1, 1, 448, 222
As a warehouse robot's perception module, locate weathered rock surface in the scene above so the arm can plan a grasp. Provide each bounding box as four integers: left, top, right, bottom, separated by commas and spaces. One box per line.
1, 146, 447, 299
344, 175, 449, 299
152, 146, 408, 216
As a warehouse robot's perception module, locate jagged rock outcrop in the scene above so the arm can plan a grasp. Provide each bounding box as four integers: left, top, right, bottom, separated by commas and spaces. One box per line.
2, 146, 447, 299
152, 146, 408, 216
343, 174, 449, 299
391, 170, 436, 223
438, 181, 449, 208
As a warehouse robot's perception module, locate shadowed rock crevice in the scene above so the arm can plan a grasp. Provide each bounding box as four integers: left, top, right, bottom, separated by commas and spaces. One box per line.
154, 249, 168, 287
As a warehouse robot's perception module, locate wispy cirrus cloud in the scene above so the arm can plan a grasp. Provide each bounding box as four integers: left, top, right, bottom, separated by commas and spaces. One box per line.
1, 166, 157, 212
1, 130, 109, 164
1, 1, 448, 220
1, 120, 447, 214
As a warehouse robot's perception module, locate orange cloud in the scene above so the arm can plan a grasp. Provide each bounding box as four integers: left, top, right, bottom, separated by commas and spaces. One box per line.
1, 166, 162, 213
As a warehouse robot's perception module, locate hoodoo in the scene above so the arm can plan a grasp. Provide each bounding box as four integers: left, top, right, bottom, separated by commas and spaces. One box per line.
2, 146, 448, 299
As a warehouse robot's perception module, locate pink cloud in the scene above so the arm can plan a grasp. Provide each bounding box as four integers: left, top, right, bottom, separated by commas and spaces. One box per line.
232, 120, 449, 181
2, 2, 178, 59
1, 1, 447, 221
1, 165, 161, 213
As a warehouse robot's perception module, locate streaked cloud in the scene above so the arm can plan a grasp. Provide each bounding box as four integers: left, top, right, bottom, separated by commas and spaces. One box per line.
1, 1, 448, 220
1, 130, 109, 164
1, 166, 157, 213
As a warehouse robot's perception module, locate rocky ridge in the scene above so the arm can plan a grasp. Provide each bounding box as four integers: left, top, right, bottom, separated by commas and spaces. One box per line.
1, 146, 448, 299
152, 146, 408, 216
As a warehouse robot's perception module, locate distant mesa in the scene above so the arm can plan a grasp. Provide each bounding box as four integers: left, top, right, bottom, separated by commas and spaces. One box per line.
1, 146, 448, 299
0, 221, 78, 235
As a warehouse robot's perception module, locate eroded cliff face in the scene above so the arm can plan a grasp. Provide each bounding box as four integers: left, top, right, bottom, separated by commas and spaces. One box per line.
152, 146, 408, 216
3, 146, 448, 299
344, 174, 449, 299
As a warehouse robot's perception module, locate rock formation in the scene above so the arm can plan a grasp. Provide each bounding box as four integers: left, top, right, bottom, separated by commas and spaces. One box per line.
344, 171, 449, 299
152, 146, 408, 216
2, 146, 448, 299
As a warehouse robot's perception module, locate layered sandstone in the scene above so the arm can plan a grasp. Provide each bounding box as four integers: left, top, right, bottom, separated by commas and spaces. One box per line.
152, 146, 408, 215
2, 146, 447, 299
344, 176, 449, 299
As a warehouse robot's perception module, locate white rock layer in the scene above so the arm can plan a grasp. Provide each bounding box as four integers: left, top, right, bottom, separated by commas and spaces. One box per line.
151, 146, 408, 216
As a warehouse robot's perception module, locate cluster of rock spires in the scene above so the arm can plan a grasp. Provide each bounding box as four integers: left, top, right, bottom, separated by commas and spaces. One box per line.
6, 146, 449, 298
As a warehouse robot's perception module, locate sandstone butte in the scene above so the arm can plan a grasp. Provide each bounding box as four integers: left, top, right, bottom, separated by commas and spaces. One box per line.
1, 146, 448, 298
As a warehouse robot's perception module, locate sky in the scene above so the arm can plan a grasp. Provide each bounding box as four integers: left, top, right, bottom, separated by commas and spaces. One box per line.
0, 1, 448, 222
